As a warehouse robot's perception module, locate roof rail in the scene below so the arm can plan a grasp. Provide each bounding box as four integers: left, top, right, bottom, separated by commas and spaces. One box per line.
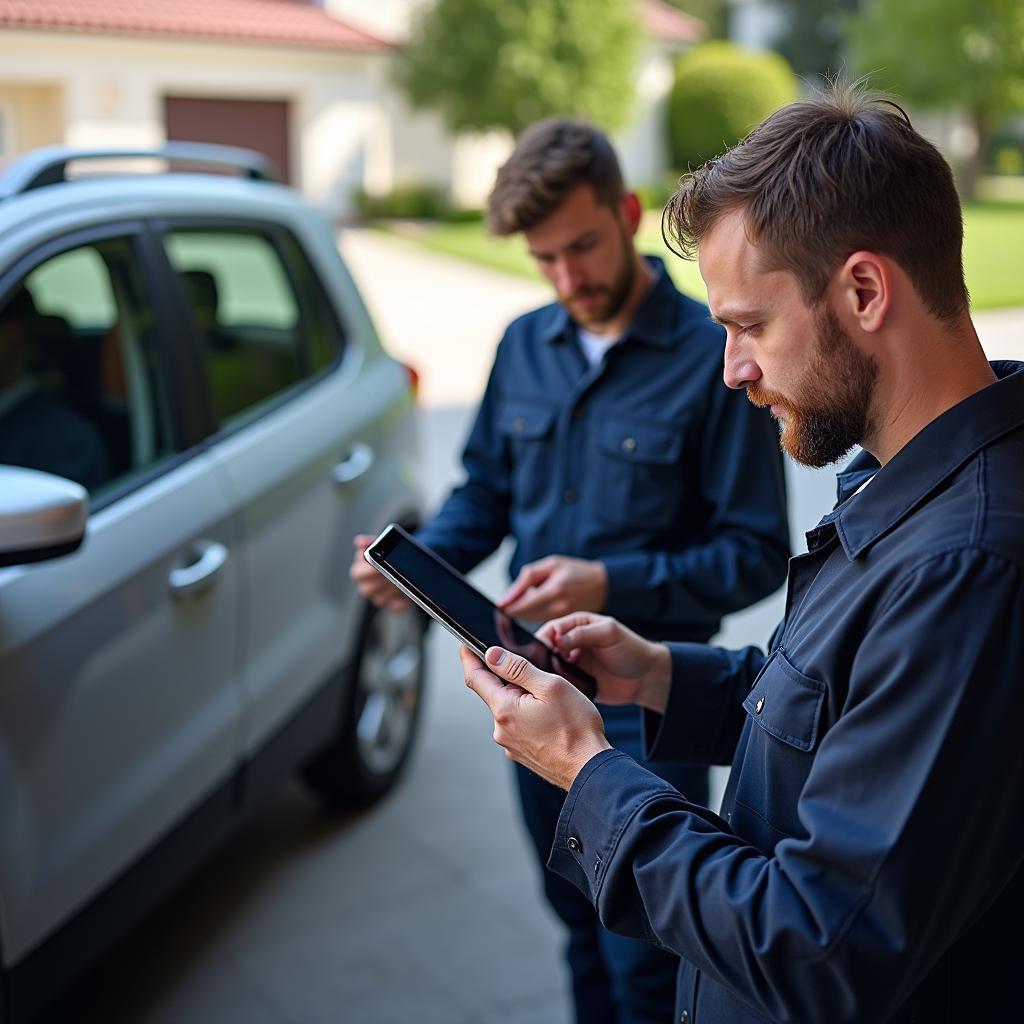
0, 141, 277, 199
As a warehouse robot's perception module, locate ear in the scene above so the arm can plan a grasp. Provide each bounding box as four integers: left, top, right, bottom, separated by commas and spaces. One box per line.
835, 251, 892, 333
620, 192, 642, 236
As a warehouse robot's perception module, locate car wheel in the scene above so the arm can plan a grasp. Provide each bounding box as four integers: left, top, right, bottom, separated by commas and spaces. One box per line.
302, 602, 428, 808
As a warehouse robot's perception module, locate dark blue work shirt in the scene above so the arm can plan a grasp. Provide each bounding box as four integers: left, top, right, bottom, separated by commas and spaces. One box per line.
416, 257, 790, 642
551, 361, 1024, 1023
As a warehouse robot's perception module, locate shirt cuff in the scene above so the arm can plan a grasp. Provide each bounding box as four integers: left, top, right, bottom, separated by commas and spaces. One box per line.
547, 747, 681, 902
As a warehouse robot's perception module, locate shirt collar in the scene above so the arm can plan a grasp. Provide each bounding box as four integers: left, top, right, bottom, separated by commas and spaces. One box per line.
825, 361, 1024, 559
541, 256, 682, 349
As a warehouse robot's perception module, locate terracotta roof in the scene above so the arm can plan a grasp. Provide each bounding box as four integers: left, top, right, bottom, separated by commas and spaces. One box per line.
0, 0, 392, 52
644, 0, 704, 44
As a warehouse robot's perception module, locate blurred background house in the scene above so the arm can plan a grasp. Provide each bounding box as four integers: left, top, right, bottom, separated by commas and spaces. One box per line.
0, 0, 703, 218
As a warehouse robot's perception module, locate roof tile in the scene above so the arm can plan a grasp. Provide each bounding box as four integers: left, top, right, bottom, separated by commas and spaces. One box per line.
0, 0, 393, 51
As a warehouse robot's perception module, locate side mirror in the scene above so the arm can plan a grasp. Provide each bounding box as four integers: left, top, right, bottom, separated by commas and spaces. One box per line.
0, 466, 89, 568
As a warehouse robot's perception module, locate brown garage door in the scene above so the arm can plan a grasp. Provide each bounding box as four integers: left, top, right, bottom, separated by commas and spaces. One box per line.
163, 96, 291, 184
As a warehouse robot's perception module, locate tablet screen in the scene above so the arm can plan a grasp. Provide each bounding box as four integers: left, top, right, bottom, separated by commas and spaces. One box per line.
367, 525, 596, 700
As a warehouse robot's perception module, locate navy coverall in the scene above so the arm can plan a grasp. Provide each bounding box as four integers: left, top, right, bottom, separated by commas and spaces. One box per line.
418, 257, 789, 1023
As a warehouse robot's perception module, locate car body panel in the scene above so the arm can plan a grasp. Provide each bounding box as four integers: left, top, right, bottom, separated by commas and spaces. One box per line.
0, 450, 242, 962
0, 158, 424, 1003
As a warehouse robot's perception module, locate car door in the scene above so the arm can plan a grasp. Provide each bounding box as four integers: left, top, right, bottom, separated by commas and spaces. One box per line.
0, 228, 243, 967
155, 220, 382, 758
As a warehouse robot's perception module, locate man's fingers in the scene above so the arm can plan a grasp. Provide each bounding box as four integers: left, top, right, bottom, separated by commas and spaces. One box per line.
460, 645, 514, 711
484, 646, 554, 694
551, 617, 617, 652
353, 534, 375, 550
537, 612, 598, 646
497, 563, 551, 608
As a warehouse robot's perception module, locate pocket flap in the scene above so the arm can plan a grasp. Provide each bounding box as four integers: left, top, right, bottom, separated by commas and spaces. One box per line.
497, 401, 556, 440
743, 650, 826, 752
596, 417, 684, 465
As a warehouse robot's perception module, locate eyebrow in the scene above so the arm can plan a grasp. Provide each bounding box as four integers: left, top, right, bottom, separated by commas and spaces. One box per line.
529, 229, 600, 260
708, 308, 765, 327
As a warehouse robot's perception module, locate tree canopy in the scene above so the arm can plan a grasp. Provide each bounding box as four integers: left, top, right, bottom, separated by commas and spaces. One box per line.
849, 0, 1024, 195
397, 0, 642, 135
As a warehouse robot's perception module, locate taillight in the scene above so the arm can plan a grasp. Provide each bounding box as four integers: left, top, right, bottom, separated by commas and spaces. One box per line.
403, 362, 420, 402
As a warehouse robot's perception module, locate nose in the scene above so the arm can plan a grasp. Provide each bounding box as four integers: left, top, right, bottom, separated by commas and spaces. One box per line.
552, 256, 584, 297
722, 331, 761, 390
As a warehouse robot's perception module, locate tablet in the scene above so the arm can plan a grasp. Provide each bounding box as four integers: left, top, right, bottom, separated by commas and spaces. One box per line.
364, 523, 597, 701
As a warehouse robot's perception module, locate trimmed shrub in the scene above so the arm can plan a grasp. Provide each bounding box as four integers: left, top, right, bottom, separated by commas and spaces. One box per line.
668, 42, 798, 172
353, 183, 450, 221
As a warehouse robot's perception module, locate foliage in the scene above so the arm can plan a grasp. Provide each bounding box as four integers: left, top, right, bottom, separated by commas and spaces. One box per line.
353, 184, 451, 221
396, 0, 641, 135
848, 0, 1024, 197
667, 41, 798, 170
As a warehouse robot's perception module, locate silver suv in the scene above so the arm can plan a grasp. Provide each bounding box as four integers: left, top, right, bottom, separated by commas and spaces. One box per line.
0, 144, 425, 1022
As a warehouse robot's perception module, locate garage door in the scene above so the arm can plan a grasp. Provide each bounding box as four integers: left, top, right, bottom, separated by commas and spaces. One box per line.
163, 96, 291, 184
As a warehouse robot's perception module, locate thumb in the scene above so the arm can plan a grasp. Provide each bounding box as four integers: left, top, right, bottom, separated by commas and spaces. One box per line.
485, 646, 549, 694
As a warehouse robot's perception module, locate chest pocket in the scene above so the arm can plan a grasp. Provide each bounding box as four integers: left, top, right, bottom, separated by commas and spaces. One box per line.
590, 416, 686, 530
497, 400, 556, 511
733, 649, 826, 845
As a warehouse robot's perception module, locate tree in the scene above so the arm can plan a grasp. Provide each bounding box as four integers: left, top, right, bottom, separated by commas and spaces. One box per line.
849, 0, 1024, 198
396, 0, 642, 135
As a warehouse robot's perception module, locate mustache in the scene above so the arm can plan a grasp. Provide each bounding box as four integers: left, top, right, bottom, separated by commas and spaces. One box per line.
562, 286, 608, 302
746, 384, 786, 409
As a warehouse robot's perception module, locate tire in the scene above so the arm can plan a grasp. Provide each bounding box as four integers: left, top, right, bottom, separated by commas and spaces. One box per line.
301, 601, 428, 808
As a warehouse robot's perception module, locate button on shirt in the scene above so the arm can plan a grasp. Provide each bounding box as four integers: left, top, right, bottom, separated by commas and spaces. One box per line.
550, 361, 1024, 1023
415, 257, 790, 642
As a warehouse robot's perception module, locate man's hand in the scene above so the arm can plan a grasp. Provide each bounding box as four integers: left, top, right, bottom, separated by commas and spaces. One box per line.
498, 555, 608, 620
537, 613, 673, 714
349, 534, 411, 612
461, 645, 611, 790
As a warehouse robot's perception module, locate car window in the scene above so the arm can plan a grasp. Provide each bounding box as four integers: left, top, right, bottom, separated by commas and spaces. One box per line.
0, 237, 176, 498
163, 228, 342, 429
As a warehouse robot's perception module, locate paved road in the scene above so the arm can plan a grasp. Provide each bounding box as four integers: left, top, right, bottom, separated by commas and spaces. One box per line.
46, 229, 1022, 1024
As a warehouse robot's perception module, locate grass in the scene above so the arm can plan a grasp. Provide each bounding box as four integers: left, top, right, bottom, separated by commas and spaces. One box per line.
382, 195, 1024, 312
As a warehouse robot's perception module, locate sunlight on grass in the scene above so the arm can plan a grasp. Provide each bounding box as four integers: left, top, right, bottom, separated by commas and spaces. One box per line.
385, 196, 1024, 312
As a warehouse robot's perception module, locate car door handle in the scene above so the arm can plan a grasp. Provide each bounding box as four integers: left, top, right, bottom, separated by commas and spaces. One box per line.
333, 443, 374, 486
168, 541, 229, 598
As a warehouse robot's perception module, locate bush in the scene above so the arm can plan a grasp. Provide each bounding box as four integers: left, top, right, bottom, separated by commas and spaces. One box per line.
667, 42, 798, 172
353, 183, 451, 221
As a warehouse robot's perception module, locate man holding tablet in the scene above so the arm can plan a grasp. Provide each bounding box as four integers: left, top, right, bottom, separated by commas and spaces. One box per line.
351, 119, 789, 1024
462, 85, 1024, 1024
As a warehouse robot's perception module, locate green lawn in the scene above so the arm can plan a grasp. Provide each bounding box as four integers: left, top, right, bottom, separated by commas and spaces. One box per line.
384, 200, 1024, 312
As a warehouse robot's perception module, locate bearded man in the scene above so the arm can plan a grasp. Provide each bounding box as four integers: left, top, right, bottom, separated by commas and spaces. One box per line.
351, 119, 789, 1024
463, 86, 1024, 1024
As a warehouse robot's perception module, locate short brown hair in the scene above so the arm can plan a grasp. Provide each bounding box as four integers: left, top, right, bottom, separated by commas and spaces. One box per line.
487, 118, 625, 236
664, 81, 969, 322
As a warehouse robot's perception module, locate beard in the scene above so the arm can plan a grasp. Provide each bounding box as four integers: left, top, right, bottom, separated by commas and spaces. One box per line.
747, 302, 879, 468
560, 227, 636, 328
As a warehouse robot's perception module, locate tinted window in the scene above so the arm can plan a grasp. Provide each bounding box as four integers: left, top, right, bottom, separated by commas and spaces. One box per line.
0, 238, 175, 496
163, 229, 341, 428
